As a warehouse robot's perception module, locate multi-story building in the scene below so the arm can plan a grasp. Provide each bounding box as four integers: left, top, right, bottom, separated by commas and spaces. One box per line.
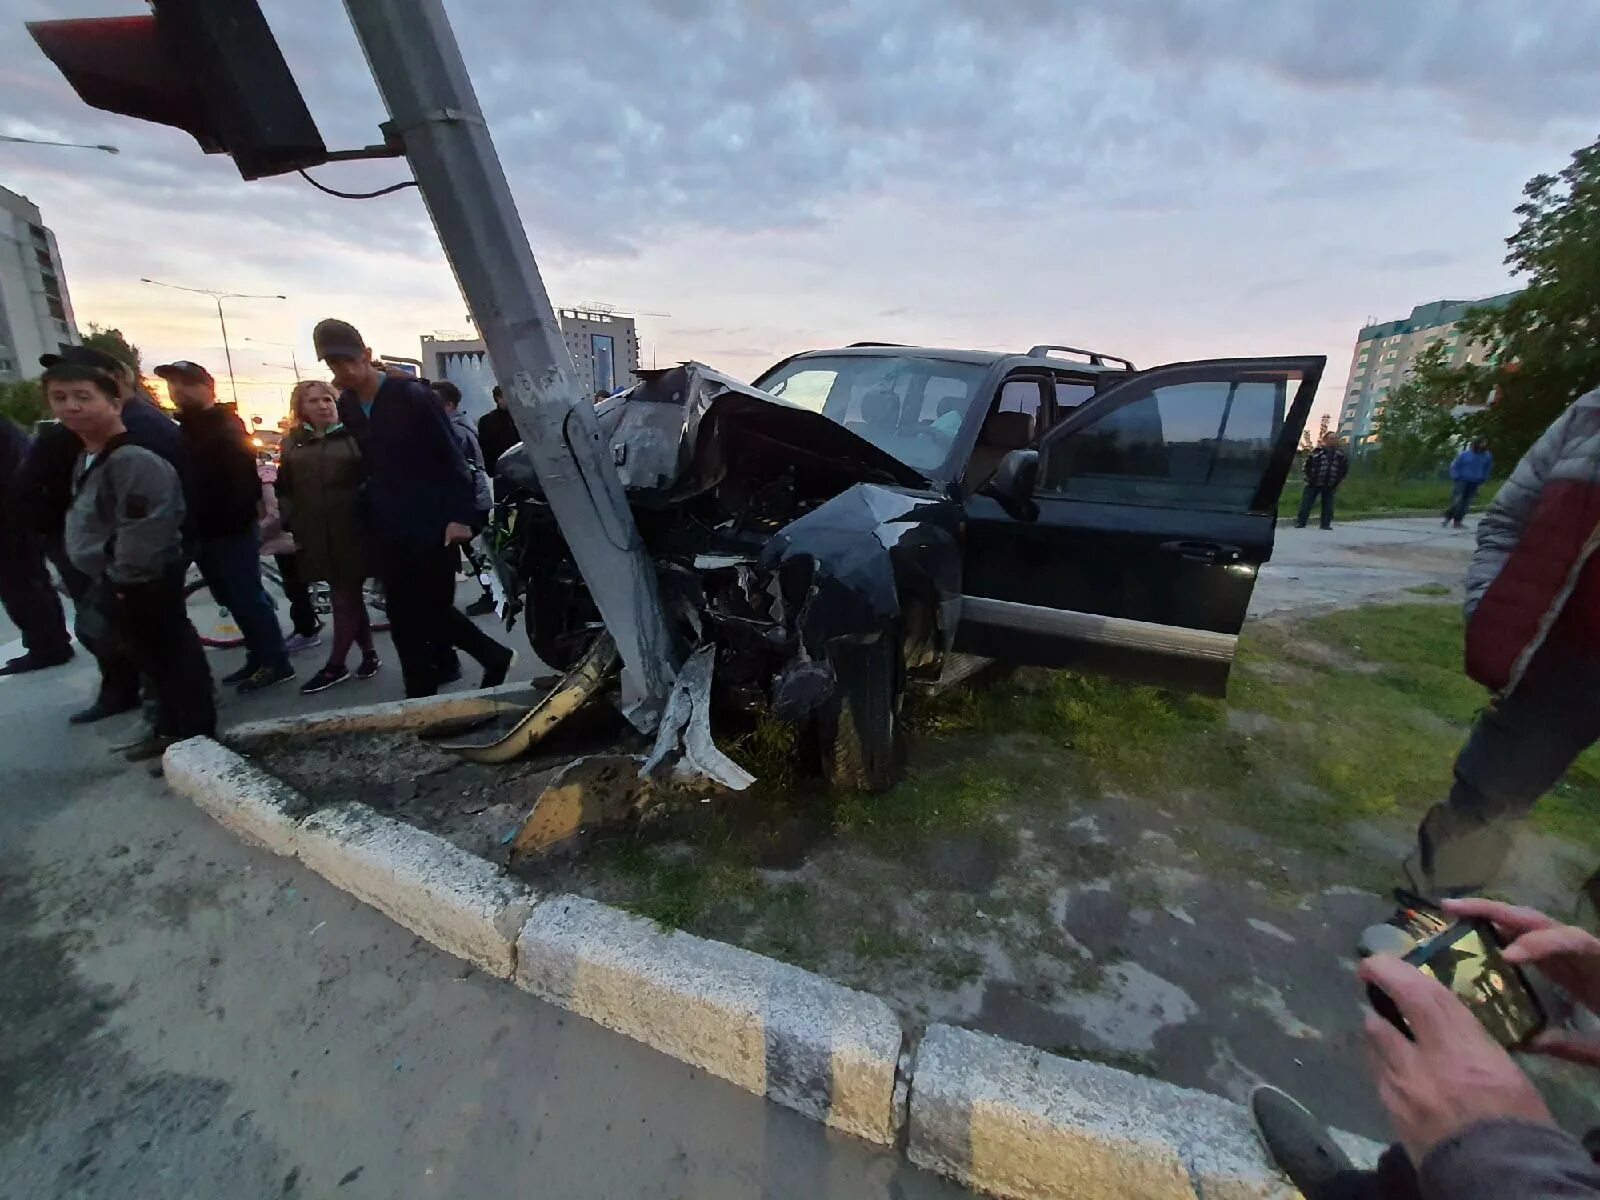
0, 185, 79, 382
1337, 291, 1518, 443
420, 307, 642, 424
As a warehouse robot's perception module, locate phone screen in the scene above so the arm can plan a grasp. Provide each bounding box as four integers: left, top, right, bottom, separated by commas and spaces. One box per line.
1404, 919, 1545, 1048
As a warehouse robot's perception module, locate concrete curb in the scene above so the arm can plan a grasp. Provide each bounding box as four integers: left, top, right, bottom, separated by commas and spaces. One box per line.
909, 1024, 1384, 1199
225, 681, 541, 747
515, 894, 905, 1145
163, 736, 1382, 1194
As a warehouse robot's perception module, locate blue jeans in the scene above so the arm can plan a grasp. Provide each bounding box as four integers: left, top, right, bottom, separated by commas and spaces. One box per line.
195, 530, 287, 672
1446, 480, 1481, 524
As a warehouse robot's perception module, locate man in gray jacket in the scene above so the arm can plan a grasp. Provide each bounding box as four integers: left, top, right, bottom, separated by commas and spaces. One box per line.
1255, 897, 1600, 1199
46, 362, 214, 760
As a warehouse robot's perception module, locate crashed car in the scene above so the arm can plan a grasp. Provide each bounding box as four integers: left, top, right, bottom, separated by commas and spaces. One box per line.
492, 342, 1324, 791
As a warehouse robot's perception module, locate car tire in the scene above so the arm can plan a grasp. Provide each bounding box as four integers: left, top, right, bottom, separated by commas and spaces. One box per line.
816, 632, 906, 793
525, 575, 596, 672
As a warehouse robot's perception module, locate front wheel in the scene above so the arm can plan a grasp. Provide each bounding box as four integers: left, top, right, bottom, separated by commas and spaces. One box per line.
815, 633, 906, 793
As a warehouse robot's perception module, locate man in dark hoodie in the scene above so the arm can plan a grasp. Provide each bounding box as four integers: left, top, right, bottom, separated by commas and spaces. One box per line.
0, 412, 73, 675
476, 384, 519, 476
315, 318, 512, 698
157, 361, 290, 693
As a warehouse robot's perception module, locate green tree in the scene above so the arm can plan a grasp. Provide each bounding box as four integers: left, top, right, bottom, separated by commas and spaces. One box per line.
1372, 341, 1479, 477
0, 379, 48, 429
81, 323, 141, 375
1454, 136, 1600, 463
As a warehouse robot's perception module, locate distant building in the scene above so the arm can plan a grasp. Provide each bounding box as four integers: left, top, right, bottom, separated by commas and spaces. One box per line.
1337, 291, 1518, 443
420, 308, 642, 424
0, 185, 79, 382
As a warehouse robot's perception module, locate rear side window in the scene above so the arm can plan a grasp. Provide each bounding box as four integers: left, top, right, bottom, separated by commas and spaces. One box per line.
1039, 378, 1286, 511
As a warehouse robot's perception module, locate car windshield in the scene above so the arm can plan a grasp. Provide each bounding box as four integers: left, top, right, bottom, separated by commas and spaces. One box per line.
755, 354, 991, 475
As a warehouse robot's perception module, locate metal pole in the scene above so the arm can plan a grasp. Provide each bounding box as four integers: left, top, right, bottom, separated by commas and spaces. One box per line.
342, 0, 676, 721
216, 297, 238, 404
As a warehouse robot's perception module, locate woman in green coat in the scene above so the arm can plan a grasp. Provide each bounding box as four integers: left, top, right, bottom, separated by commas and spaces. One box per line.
278, 380, 378, 693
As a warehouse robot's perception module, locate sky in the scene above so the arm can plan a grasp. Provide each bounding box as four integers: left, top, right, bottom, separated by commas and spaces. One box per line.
3, 0, 1596, 430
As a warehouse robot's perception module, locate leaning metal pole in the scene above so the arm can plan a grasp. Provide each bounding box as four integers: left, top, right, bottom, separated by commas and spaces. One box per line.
343, 0, 676, 721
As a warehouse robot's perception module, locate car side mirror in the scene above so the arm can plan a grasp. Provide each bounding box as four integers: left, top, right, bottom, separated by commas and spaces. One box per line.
983, 449, 1040, 521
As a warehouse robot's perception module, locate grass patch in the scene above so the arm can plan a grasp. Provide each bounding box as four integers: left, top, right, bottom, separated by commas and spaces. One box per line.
1327, 475, 1502, 521
1405, 583, 1452, 597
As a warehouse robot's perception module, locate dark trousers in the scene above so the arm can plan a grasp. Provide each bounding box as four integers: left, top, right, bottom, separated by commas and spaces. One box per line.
0, 528, 71, 660
377, 540, 507, 698
1319, 1145, 1421, 1200
195, 530, 286, 672
1407, 643, 1600, 897
1296, 485, 1338, 528
48, 537, 141, 708
326, 584, 374, 670
1445, 481, 1481, 524
97, 568, 215, 739
274, 553, 321, 637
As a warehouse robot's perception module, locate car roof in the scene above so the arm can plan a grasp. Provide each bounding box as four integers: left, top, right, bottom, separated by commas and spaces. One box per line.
774, 343, 1133, 377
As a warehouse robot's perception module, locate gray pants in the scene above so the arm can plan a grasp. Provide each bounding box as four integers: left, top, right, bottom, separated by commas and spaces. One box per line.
1407, 642, 1600, 897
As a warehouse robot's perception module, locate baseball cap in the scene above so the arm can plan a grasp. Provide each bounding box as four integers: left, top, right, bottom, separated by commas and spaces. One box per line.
153, 360, 215, 386
39, 345, 124, 373
313, 318, 366, 361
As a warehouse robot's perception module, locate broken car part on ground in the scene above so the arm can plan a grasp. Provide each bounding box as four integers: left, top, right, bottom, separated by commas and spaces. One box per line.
459, 343, 1324, 810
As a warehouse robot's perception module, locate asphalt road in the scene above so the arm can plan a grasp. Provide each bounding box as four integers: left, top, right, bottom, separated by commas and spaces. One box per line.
0, 603, 964, 1199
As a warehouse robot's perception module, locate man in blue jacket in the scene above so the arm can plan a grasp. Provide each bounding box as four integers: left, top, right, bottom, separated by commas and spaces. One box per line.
315, 319, 512, 698
1445, 438, 1494, 529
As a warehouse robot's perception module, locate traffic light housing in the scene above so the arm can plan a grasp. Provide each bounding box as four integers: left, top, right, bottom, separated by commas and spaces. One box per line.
29, 1, 327, 180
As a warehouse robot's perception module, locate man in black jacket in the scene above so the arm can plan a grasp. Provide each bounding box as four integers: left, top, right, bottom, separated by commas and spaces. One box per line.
157, 361, 290, 693
0, 413, 73, 675
1296, 432, 1351, 530
316, 319, 512, 698
476, 384, 519, 476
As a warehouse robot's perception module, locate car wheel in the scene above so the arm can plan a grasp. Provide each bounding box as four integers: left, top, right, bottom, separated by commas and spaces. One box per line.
525, 574, 597, 671
816, 632, 906, 793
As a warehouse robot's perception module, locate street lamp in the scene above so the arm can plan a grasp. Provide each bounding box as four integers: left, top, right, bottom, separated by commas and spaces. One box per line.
245, 337, 303, 378
1, 133, 119, 154
139, 278, 286, 404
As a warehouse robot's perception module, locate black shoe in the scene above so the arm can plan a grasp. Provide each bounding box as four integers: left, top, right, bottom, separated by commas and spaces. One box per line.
481, 646, 515, 689
354, 655, 381, 681
122, 734, 176, 763
237, 663, 295, 694
437, 661, 463, 686
220, 662, 259, 686
464, 595, 496, 617
1250, 1086, 1357, 1199
0, 648, 74, 676
69, 697, 139, 725
299, 664, 349, 695
1357, 888, 1452, 958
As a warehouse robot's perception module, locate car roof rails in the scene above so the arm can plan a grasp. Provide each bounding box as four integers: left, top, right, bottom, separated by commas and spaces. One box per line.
846, 341, 908, 348
1026, 344, 1136, 371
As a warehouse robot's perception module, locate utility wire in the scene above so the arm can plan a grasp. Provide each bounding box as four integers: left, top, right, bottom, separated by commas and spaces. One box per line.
297, 168, 418, 200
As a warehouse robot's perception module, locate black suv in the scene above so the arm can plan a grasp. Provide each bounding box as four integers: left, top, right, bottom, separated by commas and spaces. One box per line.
495, 343, 1324, 791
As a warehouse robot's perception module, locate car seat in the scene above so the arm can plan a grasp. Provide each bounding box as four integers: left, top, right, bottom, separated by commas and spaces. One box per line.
965, 409, 1034, 490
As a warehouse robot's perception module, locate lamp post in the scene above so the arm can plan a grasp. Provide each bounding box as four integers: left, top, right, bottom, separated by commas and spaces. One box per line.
0, 134, 119, 154
139, 278, 286, 404
246, 337, 303, 378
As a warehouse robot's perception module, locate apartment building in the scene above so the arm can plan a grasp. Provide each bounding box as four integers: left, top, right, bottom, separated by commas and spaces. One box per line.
0, 185, 79, 381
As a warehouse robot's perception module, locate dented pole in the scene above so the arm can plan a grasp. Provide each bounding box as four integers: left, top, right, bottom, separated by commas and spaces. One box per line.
342, 0, 677, 721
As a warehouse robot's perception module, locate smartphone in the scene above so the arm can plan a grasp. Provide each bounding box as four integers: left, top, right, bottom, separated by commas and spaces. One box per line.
1367, 917, 1547, 1049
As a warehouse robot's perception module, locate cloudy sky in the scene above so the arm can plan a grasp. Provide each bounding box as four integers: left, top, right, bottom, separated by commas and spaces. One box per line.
3, 0, 1595, 427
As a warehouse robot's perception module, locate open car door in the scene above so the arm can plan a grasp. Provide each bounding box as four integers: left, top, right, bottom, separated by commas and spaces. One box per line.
954, 356, 1323, 695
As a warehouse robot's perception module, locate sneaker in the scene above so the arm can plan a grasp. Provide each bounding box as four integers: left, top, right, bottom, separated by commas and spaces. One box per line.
0, 648, 74, 676
354, 655, 381, 681
464, 595, 496, 617
284, 631, 325, 655
220, 662, 259, 686
1357, 889, 1452, 959
69, 697, 139, 725
237, 663, 295, 694
299, 664, 349, 695
437, 660, 463, 686
481, 645, 516, 689
1250, 1086, 1358, 1199
122, 734, 176, 763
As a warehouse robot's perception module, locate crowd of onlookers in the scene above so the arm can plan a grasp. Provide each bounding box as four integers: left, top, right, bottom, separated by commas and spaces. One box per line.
0, 317, 522, 762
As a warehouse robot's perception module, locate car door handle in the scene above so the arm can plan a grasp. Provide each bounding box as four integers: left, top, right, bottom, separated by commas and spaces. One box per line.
1159, 540, 1243, 564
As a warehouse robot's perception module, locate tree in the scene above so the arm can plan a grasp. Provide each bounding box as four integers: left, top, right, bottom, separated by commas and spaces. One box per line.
1454, 136, 1600, 463
0, 380, 48, 429
1371, 342, 1479, 478
81, 324, 141, 375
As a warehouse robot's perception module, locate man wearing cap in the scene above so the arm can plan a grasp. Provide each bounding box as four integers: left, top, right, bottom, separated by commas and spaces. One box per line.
314, 318, 513, 697
12, 345, 186, 721
157, 360, 292, 693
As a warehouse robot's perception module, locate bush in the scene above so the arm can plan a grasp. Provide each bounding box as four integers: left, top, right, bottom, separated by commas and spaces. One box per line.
0, 380, 47, 429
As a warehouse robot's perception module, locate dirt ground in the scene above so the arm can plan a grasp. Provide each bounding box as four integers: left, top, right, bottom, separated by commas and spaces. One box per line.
240, 601, 1600, 1144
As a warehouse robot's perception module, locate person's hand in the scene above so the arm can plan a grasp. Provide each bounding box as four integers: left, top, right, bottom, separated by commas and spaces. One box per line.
1445, 897, 1600, 1066
443, 521, 473, 546
1360, 954, 1554, 1164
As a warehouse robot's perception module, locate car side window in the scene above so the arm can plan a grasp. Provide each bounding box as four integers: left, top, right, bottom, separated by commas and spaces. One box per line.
1038, 378, 1285, 511
1054, 380, 1095, 410
997, 379, 1042, 419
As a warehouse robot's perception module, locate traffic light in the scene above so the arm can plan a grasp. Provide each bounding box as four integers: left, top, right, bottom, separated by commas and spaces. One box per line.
29, 1, 327, 180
